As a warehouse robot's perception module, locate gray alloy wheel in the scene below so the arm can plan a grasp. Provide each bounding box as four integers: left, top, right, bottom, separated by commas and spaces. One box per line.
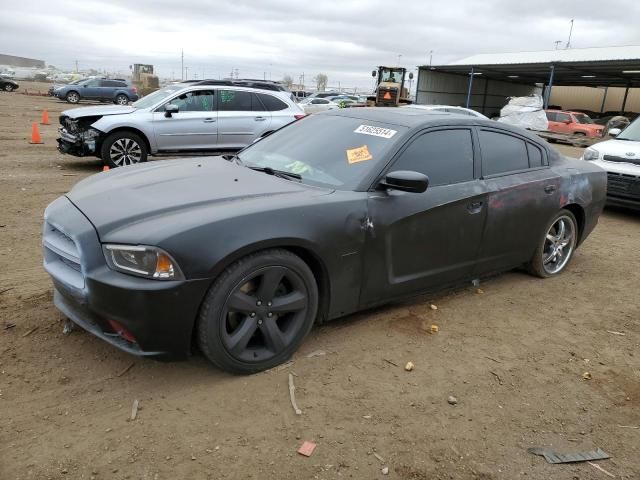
66, 91, 80, 103
4, 84, 13, 92
115, 94, 129, 105
528, 210, 578, 278
100, 131, 148, 168
198, 249, 318, 374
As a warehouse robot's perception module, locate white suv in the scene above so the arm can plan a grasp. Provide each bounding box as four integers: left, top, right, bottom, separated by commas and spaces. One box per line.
57, 80, 305, 168
582, 118, 640, 210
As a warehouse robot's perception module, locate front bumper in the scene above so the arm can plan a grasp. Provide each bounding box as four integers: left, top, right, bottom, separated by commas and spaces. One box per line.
43, 196, 211, 359
57, 127, 96, 157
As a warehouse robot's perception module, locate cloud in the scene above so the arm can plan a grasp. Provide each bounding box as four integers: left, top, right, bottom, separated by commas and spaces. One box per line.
1, 0, 637, 89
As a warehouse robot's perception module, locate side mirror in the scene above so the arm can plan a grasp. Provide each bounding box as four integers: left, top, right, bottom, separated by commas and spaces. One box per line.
164, 104, 179, 117
380, 170, 429, 193
608, 128, 621, 137
371, 70, 377, 77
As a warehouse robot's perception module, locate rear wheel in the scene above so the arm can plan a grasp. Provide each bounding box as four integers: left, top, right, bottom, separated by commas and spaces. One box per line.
66, 91, 80, 103
528, 210, 578, 278
4, 84, 14, 92
197, 249, 318, 374
114, 94, 129, 105
100, 131, 148, 168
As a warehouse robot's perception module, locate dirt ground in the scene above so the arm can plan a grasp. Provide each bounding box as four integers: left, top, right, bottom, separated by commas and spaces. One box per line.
1, 82, 639, 480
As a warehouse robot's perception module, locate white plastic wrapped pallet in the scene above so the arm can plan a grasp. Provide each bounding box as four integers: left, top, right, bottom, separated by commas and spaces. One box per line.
497, 95, 549, 131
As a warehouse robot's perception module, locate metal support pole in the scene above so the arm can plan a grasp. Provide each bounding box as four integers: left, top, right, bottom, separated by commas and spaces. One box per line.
600, 86, 609, 113
543, 65, 555, 109
621, 85, 630, 114
465, 67, 474, 109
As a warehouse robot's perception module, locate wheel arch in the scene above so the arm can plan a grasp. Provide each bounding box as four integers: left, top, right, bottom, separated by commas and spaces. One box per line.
562, 203, 585, 244
98, 126, 152, 154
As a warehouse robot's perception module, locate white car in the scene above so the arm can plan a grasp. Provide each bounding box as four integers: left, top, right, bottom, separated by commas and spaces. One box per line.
582, 119, 640, 210
298, 97, 340, 114
403, 104, 488, 119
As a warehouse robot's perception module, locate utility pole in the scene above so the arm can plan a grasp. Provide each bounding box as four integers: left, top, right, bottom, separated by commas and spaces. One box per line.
181, 49, 184, 80
75, 60, 78, 73
184, 66, 189, 80
397, 54, 402, 65
428, 50, 433, 66
565, 19, 574, 49
554, 40, 562, 50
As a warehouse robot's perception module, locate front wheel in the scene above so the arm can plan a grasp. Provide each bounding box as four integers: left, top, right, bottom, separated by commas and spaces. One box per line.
100, 131, 148, 168
66, 91, 80, 103
4, 84, 14, 92
528, 210, 578, 278
197, 249, 318, 374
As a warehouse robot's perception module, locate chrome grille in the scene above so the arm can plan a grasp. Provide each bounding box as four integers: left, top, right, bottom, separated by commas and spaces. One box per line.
607, 172, 640, 199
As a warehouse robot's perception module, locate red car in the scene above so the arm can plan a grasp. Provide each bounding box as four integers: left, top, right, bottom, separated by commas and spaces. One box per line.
545, 110, 605, 138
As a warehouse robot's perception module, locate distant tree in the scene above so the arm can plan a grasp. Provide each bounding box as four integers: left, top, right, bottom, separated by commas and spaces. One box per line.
282, 75, 294, 89
314, 73, 328, 92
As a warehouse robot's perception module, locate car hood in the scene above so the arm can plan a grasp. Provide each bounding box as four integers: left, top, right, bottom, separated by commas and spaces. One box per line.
66, 157, 328, 239
62, 105, 136, 119
592, 138, 640, 156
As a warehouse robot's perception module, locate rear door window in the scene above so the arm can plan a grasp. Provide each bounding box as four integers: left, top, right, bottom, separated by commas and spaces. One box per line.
556, 112, 571, 123
391, 129, 475, 186
479, 130, 529, 176
219, 90, 252, 111
546, 111, 557, 121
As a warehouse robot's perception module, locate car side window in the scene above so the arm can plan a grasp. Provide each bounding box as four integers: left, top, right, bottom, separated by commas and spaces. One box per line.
479, 130, 529, 176
527, 143, 544, 168
85, 79, 100, 87
258, 93, 288, 111
556, 112, 571, 122
311, 99, 326, 104
546, 111, 557, 121
219, 90, 252, 111
391, 129, 474, 187
170, 90, 216, 112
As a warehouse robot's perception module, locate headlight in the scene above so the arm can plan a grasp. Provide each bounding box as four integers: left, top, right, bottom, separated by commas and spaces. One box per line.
103, 244, 183, 280
582, 147, 600, 161
82, 128, 101, 140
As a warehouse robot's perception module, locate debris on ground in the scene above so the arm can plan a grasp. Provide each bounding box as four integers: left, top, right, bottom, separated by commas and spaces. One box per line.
62, 320, 75, 335
583, 372, 592, 380
489, 370, 504, 385
130, 399, 139, 421
305, 350, 327, 358
485, 356, 502, 363
288, 373, 302, 415
476, 288, 484, 294
373, 452, 385, 463
404, 361, 414, 372
588, 461, 615, 478
383, 358, 399, 367
297, 441, 316, 457
430, 325, 439, 333
0, 287, 15, 295
382, 466, 389, 475
22, 326, 38, 337
4, 323, 16, 330
429, 304, 438, 310
527, 447, 610, 464
447, 395, 458, 405
116, 362, 135, 378
607, 330, 626, 336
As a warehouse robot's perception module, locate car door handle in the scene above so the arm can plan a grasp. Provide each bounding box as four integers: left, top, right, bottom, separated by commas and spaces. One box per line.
203, 118, 216, 123
254, 116, 267, 121
467, 201, 483, 214
544, 185, 557, 194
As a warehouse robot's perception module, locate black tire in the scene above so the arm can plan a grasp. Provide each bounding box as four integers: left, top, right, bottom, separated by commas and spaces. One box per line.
4, 84, 14, 92
198, 249, 319, 374
114, 94, 129, 105
573, 132, 586, 137
527, 210, 578, 278
66, 91, 80, 103
100, 131, 148, 168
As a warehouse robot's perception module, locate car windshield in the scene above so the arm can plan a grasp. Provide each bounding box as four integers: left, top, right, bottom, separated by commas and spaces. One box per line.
131, 85, 185, 109
617, 118, 640, 141
573, 113, 594, 124
237, 115, 407, 190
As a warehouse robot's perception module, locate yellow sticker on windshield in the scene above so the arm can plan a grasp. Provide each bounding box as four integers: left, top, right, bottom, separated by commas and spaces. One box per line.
346, 145, 373, 164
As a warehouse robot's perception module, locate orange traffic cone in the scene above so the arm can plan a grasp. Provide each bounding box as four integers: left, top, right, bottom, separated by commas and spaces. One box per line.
41, 109, 50, 125
102, 165, 110, 172
29, 122, 43, 144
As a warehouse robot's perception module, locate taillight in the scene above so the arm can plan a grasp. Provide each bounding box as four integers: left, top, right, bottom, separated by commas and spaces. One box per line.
132, 86, 138, 93
294, 114, 306, 120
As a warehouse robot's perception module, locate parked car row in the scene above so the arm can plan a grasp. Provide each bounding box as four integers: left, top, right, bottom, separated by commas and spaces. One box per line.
51, 78, 139, 105
0, 75, 19, 92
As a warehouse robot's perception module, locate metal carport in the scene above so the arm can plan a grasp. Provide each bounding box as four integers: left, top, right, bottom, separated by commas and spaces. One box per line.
416, 46, 640, 116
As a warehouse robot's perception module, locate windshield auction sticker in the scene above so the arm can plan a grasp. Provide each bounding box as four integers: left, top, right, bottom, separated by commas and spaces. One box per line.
346, 145, 373, 164
354, 125, 397, 139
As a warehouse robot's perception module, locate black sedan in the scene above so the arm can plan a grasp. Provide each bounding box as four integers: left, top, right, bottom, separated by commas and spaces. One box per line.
43, 108, 606, 373
0, 76, 19, 92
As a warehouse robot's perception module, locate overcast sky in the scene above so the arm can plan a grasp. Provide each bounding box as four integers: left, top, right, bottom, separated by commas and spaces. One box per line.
1, 0, 638, 90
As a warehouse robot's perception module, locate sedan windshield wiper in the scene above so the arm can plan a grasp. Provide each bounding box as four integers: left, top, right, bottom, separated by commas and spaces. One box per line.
248, 166, 302, 181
